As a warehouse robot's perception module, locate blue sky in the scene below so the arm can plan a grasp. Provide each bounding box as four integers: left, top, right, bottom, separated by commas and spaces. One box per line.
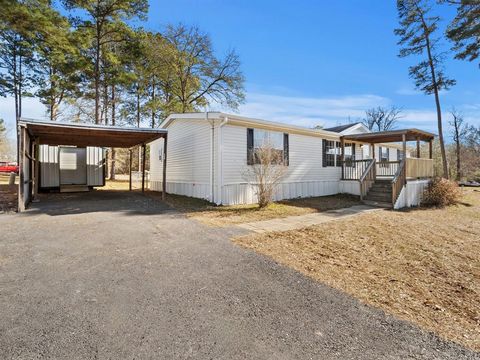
1, 0, 479, 139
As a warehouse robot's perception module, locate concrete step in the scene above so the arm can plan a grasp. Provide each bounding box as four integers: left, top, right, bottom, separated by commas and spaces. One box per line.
362, 200, 392, 208
60, 185, 90, 193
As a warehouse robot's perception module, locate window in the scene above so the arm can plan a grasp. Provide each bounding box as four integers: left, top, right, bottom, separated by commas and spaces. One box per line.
322, 140, 337, 167
379, 146, 389, 167
247, 128, 289, 165
344, 142, 356, 166
397, 149, 404, 161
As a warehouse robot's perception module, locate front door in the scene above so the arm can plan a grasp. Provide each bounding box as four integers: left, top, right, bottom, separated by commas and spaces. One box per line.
59, 147, 87, 185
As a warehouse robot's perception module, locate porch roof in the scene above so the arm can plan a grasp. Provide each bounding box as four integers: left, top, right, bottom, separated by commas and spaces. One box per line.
341, 129, 435, 144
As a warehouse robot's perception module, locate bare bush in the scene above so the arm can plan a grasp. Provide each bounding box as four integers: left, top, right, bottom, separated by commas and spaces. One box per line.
422, 178, 461, 208
243, 143, 287, 208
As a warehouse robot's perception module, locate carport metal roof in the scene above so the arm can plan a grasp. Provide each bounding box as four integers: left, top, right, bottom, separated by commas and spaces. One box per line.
19, 118, 167, 147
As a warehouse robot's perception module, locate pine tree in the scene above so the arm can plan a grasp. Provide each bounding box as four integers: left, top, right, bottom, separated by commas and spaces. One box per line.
443, 1, 480, 68
394, 0, 455, 178
63, 0, 148, 124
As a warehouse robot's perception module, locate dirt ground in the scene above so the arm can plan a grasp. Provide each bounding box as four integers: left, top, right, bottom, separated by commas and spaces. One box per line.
0, 174, 17, 213
235, 189, 480, 352
102, 179, 363, 226
152, 192, 361, 227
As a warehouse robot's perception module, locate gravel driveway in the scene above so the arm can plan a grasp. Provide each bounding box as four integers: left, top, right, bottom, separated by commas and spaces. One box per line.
0, 191, 477, 359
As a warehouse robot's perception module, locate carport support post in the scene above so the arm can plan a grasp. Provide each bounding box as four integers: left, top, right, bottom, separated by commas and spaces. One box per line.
129, 148, 132, 191
429, 139, 433, 159
141, 144, 146, 193
33, 137, 39, 201
162, 135, 167, 201
416, 137, 421, 158
18, 125, 25, 212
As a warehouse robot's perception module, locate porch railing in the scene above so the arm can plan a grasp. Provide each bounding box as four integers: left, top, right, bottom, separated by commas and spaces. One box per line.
391, 159, 406, 206
376, 161, 400, 177
359, 159, 376, 200
341, 159, 373, 180
406, 158, 434, 178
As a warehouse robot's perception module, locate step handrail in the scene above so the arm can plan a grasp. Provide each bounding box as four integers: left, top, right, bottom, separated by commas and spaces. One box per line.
391, 159, 406, 206
359, 158, 376, 200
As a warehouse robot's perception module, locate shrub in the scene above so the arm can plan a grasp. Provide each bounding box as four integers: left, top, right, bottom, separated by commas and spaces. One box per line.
422, 178, 461, 208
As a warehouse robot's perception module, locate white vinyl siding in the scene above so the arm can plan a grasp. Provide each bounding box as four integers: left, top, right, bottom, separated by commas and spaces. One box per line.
149, 118, 213, 201
39, 145, 104, 188
220, 124, 342, 204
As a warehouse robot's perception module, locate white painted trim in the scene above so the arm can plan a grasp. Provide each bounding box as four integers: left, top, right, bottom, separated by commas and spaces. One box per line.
161, 112, 340, 139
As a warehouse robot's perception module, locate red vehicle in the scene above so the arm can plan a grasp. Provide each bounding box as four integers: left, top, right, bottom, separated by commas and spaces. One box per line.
0, 162, 19, 174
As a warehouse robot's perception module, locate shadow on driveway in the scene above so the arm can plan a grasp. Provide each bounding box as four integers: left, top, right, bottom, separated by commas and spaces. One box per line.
24, 190, 173, 216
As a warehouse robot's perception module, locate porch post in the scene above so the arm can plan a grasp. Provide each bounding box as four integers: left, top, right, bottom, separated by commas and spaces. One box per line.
371, 143, 375, 160
402, 133, 407, 184
416, 137, 420, 158
429, 139, 433, 159
129, 148, 132, 191
162, 135, 167, 201
340, 137, 345, 179
141, 144, 146, 193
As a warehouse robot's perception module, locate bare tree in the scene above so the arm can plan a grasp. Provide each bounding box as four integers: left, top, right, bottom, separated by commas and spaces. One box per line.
243, 143, 287, 208
163, 24, 245, 113
449, 108, 468, 180
362, 106, 402, 131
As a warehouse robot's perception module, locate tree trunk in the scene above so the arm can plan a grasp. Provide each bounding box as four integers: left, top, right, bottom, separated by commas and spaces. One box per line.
13, 48, 19, 163
109, 85, 116, 180
136, 87, 141, 172
94, 25, 101, 124
151, 77, 155, 128
424, 24, 449, 179
455, 135, 461, 181
18, 53, 22, 119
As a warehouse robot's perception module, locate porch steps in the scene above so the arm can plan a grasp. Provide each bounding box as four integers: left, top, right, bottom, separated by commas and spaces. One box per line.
363, 180, 392, 207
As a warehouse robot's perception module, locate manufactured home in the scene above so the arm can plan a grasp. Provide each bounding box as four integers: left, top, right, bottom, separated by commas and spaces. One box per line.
149, 112, 435, 208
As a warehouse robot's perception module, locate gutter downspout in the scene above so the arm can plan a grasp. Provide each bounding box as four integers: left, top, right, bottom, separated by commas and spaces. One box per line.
207, 111, 214, 202
216, 116, 228, 205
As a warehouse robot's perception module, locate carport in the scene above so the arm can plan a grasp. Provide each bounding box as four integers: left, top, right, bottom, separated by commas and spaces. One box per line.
17, 118, 168, 211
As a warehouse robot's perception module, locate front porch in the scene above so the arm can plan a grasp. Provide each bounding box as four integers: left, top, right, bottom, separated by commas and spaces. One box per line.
339, 129, 435, 207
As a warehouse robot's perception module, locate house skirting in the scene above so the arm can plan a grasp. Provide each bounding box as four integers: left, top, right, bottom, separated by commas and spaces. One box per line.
394, 179, 430, 209
339, 180, 361, 196
150, 181, 211, 201
151, 180, 341, 205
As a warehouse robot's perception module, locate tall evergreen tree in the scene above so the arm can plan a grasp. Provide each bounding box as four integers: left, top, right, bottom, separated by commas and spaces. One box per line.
441, 1, 480, 68
395, 0, 455, 178
30, 2, 87, 121
63, 0, 148, 124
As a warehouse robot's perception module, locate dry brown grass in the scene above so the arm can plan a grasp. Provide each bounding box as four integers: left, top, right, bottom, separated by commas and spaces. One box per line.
148, 191, 361, 227
235, 189, 480, 351
0, 174, 17, 213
